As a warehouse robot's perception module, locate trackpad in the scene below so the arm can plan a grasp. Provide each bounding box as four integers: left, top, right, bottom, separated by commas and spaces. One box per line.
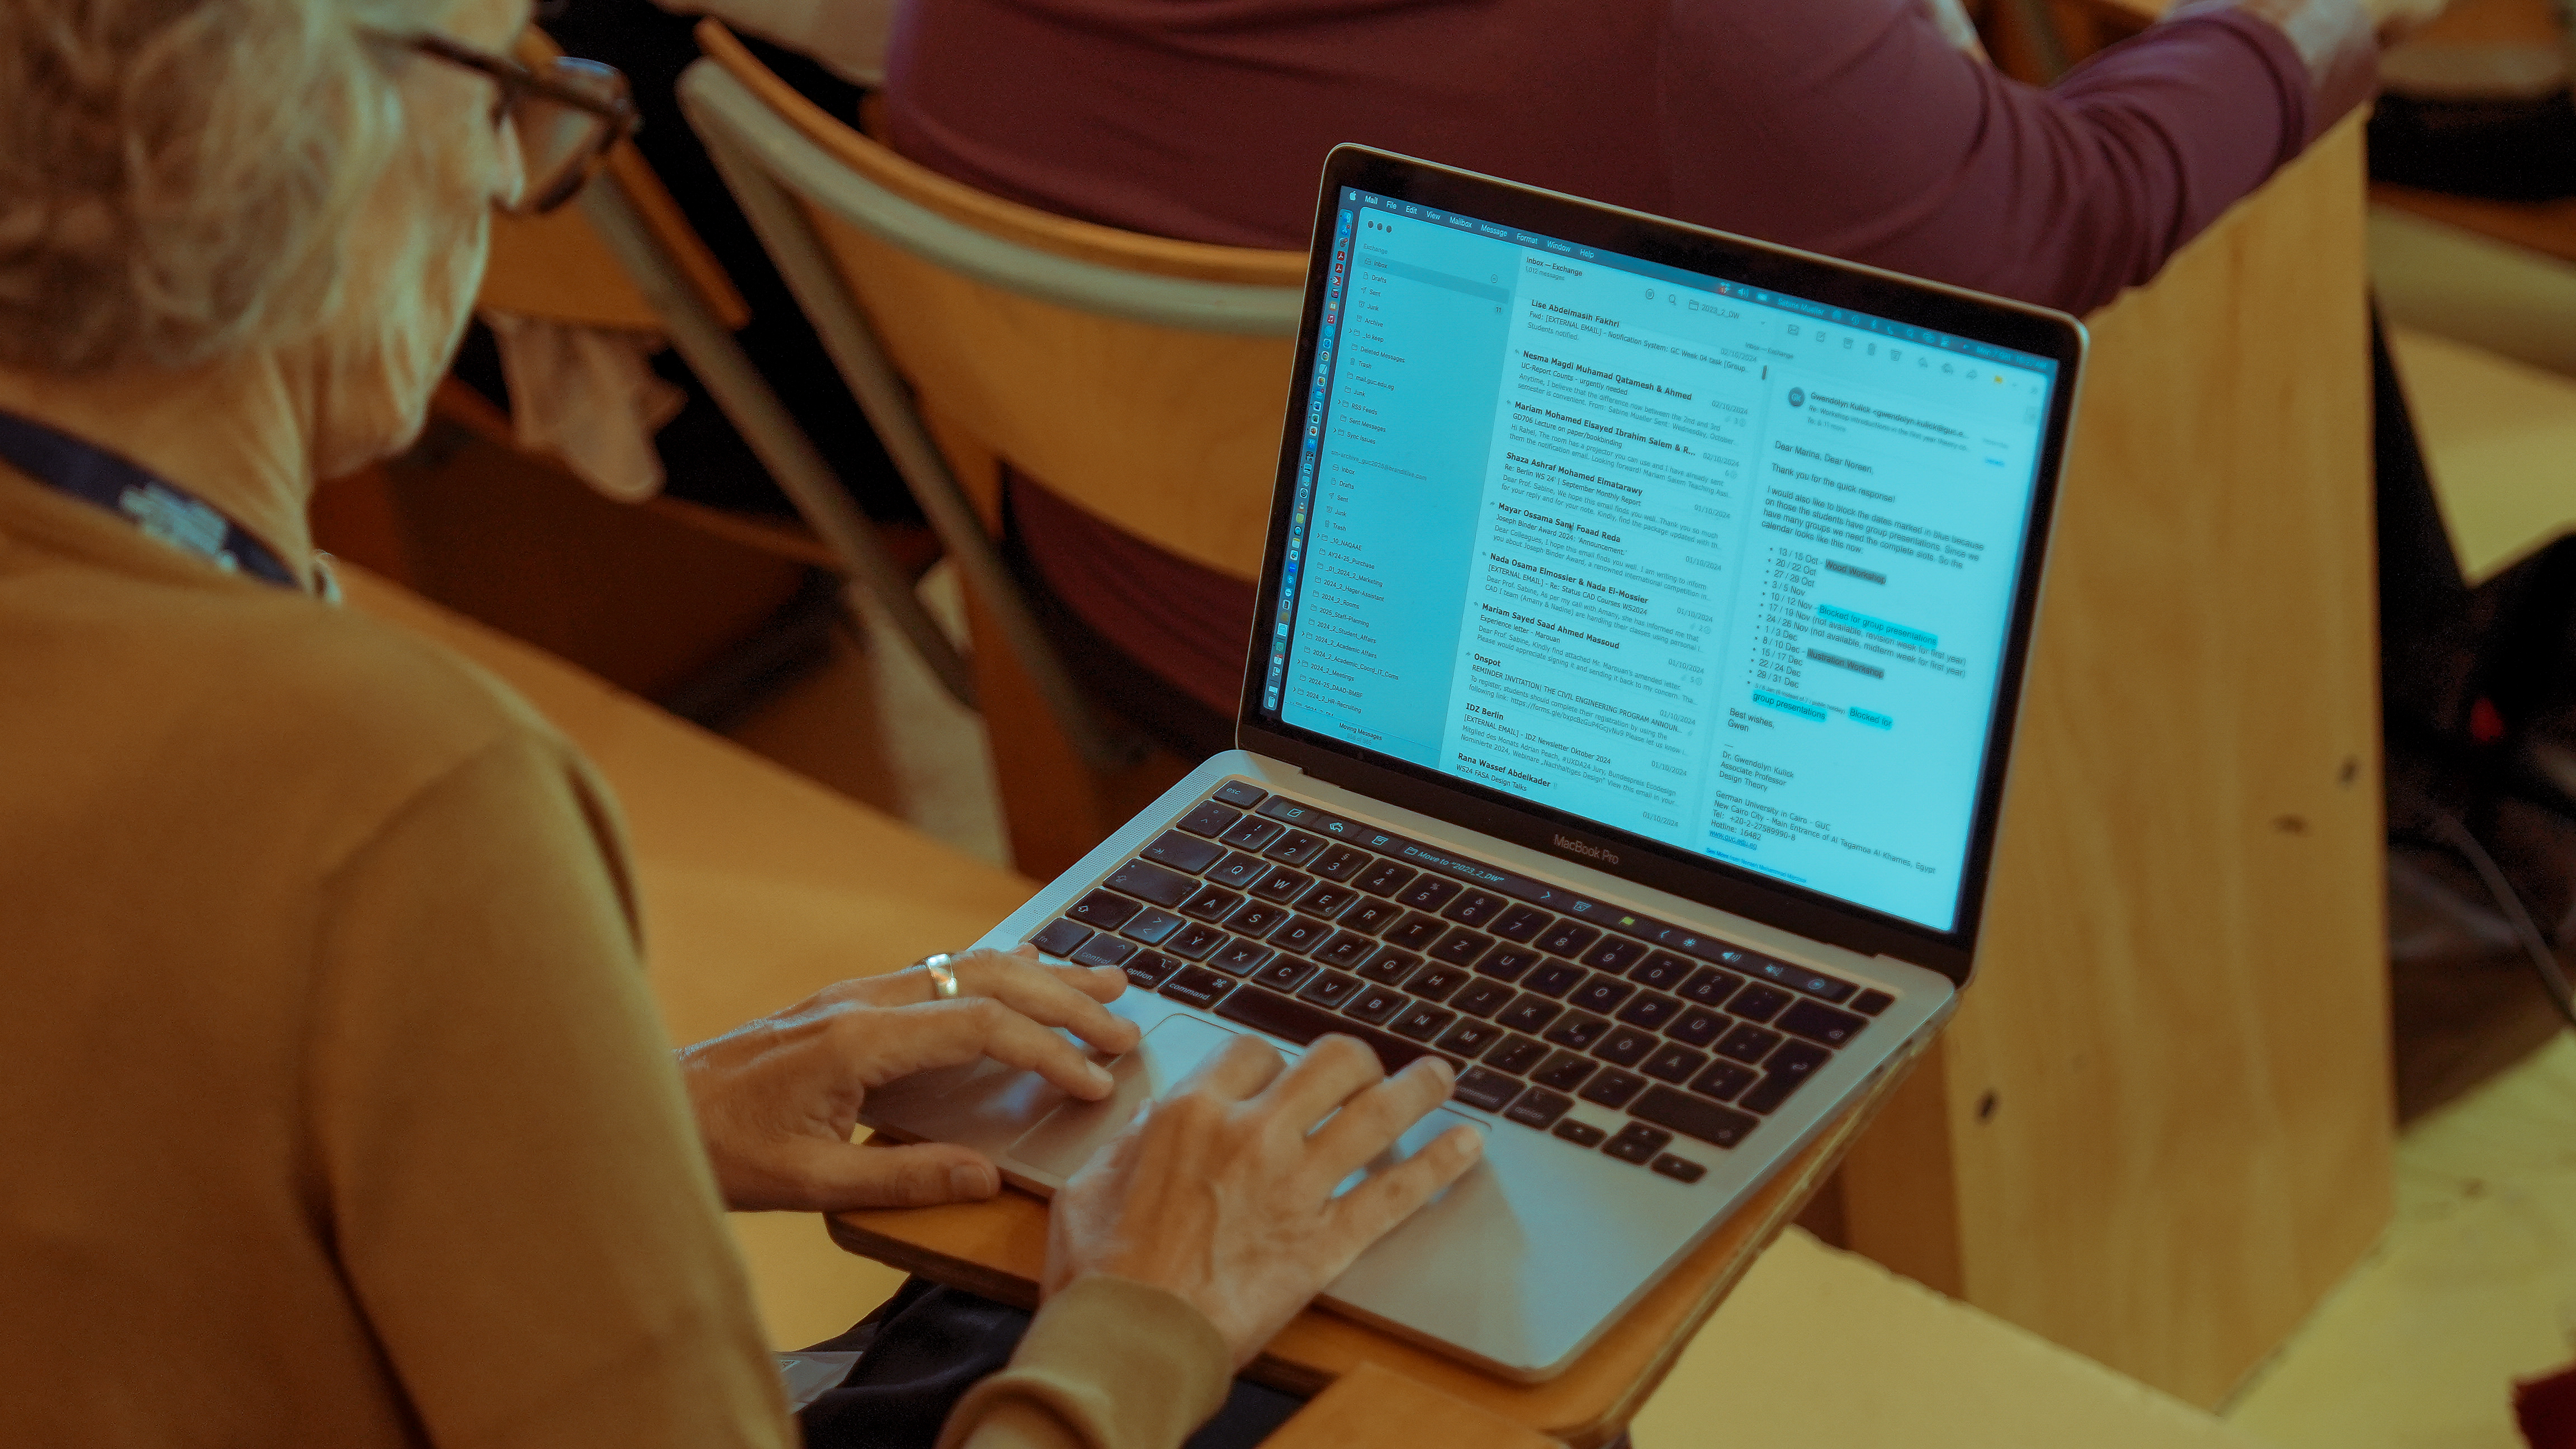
1005, 1015, 1243, 1180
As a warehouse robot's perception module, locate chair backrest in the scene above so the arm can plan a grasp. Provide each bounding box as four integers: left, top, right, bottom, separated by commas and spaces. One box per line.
684, 21, 1306, 582
479, 30, 750, 333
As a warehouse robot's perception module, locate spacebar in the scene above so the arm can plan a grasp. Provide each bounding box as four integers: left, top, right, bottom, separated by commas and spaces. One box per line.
1212, 986, 1454, 1077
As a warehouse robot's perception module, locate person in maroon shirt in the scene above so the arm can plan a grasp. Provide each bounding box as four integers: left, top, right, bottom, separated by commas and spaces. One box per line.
880, 0, 2380, 752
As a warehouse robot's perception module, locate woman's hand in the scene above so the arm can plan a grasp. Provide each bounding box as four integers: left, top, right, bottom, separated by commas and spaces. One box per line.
678, 945, 1140, 1212
1042, 1033, 1485, 1367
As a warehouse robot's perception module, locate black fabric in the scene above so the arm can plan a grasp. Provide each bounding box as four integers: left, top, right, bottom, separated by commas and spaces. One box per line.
2369, 88, 2576, 202
796, 1280, 1306, 1449
510, 0, 922, 523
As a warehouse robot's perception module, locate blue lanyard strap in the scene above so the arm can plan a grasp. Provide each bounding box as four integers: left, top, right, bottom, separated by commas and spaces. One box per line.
0, 408, 300, 590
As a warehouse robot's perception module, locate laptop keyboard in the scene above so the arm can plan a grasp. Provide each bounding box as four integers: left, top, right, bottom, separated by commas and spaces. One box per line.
1025, 780, 1897, 1185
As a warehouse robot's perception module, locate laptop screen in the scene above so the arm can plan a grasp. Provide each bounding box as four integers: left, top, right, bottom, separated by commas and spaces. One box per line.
1253, 184, 2063, 934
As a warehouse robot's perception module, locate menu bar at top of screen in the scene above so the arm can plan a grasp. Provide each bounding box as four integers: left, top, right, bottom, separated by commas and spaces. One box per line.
1341, 188, 2056, 378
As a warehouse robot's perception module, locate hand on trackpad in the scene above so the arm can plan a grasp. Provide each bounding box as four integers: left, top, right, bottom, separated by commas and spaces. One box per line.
1002, 1016, 1488, 1185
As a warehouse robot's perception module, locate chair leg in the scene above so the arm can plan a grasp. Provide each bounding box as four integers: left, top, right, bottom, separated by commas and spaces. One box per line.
924, 406, 1190, 879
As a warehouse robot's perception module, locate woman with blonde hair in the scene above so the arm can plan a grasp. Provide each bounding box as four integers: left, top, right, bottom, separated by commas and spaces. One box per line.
0, 2, 1478, 1444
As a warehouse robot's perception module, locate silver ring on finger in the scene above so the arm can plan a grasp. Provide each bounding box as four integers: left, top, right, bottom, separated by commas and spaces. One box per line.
920, 953, 963, 1000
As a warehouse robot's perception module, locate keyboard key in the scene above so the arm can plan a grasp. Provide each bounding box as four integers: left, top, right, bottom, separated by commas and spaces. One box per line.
1498, 995, 1563, 1035
1442, 890, 1506, 926
1071, 934, 1137, 967
1531, 1050, 1598, 1092
1392, 1003, 1456, 1041
1476, 947, 1542, 983
1354, 860, 1417, 897
1714, 1023, 1782, 1064
1592, 1026, 1656, 1068
1309, 842, 1370, 882
1067, 890, 1142, 931
1144, 830, 1227, 873
1178, 801, 1241, 837
1344, 984, 1409, 1025
1218, 816, 1285, 851
1579, 1069, 1647, 1110
1298, 970, 1364, 1009
1122, 952, 1181, 989
1254, 958, 1318, 993
1777, 1000, 1867, 1048
1249, 868, 1312, 903
1107, 859, 1200, 908
1452, 1067, 1522, 1112
1254, 797, 1352, 836
1570, 974, 1635, 1016
1402, 962, 1471, 1002
1450, 979, 1514, 1019
1537, 921, 1601, 958
1631, 1085, 1760, 1149
1224, 901, 1291, 937
1382, 912, 1447, 951
1159, 965, 1235, 1008
1164, 922, 1226, 961
1679, 967, 1745, 1007
1356, 948, 1423, 984
1206, 851, 1273, 889
1554, 1119, 1608, 1148
1296, 880, 1360, 916
1029, 918, 1092, 956
1668, 1007, 1727, 1048
1213, 780, 1268, 808
1616, 991, 1681, 1031
1650, 1154, 1707, 1184
1483, 1034, 1549, 1074
1787, 969, 1859, 1003
1726, 983, 1794, 1024
1211, 985, 1456, 1077
1266, 831, 1327, 867
1178, 885, 1244, 922
1436, 1019, 1504, 1057
1489, 904, 1552, 942
1642, 1044, 1709, 1084
1311, 931, 1377, 969
1604, 1122, 1673, 1164
1429, 927, 1494, 967
1504, 1087, 1574, 1130
1120, 908, 1185, 944
1525, 959, 1585, 997
1270, 915, 1337, 955
1341, 897, 1404, 936
1630, 951, 1695, 992
1853, 988, 1896, 1017
1395, 876, 1463, 912
1769, 1039, 1831, 1081
1738, 1069, 1809, 1115
1542, 1011, 1612, 1051
1580, 937, 1645, 974
1689, 1060, 1758, 1101
1208, 938, 1272, 975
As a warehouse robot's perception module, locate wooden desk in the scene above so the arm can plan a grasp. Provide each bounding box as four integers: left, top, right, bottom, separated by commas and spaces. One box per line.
1825, 115, 2392, 1408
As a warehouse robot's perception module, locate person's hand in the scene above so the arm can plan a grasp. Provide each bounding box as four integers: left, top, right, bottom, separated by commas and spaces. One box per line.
1042, 1033, 1485, 1367
678, 944, 1141, 1212
2361, 0, 2450, 47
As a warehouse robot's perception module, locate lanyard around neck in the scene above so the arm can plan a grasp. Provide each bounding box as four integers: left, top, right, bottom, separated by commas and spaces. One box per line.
0, 408, 304, 591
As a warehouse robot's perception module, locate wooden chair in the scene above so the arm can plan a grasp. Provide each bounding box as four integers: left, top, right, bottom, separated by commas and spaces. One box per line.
467, 29, 973, 708
677, 19, 1305, 879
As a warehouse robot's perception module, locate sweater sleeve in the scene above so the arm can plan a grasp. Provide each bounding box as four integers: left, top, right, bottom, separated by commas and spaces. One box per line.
304, 731, 798, 1449
938, 1277, 1234, 1449
1660, 0, 2376, 314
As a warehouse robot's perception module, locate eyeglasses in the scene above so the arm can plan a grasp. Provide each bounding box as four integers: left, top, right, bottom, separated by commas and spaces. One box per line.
375, 31, 640, 215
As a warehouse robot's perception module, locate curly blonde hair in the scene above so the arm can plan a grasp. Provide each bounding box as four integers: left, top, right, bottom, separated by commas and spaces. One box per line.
0, 0, 452, 373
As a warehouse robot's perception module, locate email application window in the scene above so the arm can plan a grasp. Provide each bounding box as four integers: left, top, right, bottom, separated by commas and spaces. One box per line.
1274, 188, 2054, 930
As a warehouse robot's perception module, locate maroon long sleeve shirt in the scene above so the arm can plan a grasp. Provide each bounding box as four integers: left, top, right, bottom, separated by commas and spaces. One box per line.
883, 0, 2375, 722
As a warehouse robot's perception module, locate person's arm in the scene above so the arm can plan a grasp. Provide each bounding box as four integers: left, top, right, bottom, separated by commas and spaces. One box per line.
1661, 0, 2376, 314
305, 733, 795, 1449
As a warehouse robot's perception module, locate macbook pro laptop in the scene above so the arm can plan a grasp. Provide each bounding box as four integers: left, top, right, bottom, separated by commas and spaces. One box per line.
864, 146, 2086, 1380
